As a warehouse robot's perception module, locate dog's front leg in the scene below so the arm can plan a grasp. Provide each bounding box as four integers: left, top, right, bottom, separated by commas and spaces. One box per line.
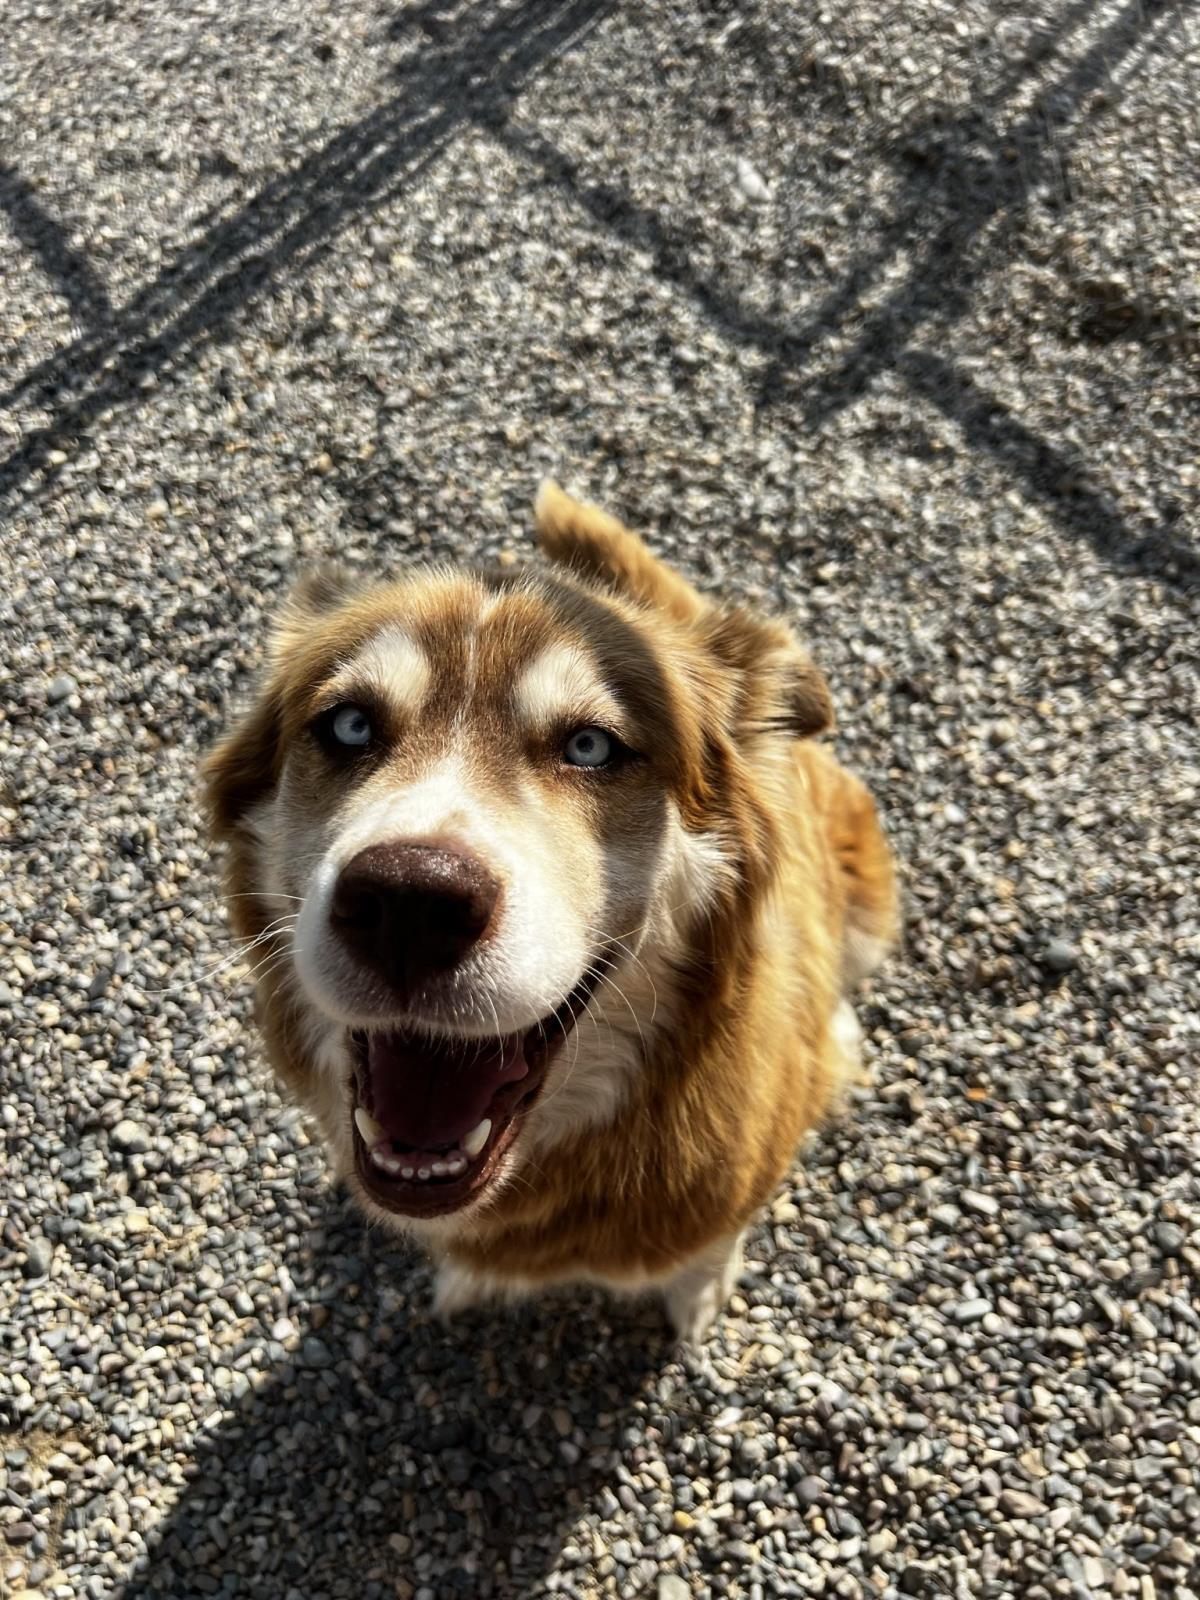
432, 1257, 535, 1320
432, 1257, 497, 1319
661, 1230, 746, 1344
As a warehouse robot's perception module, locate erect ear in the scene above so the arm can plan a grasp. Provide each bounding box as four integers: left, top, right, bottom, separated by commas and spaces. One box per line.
775, 649, 835, 738
703, 609, 835, 742
202, 565, 359, 837
268, 563, 357, 658
202, 681, 285, 839
534, 483, 832, 741
534, 481, 709, 627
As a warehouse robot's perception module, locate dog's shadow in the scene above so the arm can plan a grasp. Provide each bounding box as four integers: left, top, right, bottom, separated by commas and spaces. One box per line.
122, 1187, 680, 1599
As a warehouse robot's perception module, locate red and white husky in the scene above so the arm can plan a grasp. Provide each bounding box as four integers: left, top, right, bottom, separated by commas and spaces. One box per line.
205, 484, 897, 1339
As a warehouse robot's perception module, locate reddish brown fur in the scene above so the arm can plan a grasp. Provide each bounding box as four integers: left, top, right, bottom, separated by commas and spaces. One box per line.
204, 486, 898, 1295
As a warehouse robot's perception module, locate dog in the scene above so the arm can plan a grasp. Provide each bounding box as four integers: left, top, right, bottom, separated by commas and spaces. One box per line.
203, 483, 898, 1340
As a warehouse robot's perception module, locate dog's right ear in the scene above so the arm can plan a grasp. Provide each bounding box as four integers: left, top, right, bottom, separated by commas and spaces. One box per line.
269, 564, 357, 658
203, 566, 357, 837
202, 683, 284, 840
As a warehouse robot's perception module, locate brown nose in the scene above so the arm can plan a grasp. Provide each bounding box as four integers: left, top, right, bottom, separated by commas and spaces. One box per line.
330, 842, 501, 991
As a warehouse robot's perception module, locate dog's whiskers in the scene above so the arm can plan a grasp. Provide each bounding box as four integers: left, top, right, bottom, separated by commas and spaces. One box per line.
137, 916, 298, 997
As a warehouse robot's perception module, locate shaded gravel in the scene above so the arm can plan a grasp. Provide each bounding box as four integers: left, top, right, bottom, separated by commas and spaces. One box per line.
2, 3, 1198, 1598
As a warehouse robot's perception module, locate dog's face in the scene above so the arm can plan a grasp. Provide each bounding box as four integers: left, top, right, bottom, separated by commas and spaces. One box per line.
205, 486, 832, 1234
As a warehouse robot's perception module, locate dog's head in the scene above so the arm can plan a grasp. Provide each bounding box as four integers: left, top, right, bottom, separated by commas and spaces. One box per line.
204, 485, 831, 1232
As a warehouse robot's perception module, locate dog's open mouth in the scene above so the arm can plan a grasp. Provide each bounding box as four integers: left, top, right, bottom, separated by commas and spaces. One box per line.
348, 964, 605, 1218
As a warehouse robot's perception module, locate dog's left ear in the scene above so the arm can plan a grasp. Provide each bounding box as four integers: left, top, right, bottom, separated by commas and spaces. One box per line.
536, 482, 832, 741
705, 608, 835, 741
534, 481, 709, 626
773, 650, 835, 738
203, 565, 359, 837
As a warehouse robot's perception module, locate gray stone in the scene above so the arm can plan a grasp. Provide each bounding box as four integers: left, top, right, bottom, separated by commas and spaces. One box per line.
86, 968, 112, 1001
1000, 1489, 1045, 1519
300, 1336, 333, 1369
1042, 937, 1080, 973
951, 1298, 992, 1324
22, 1236, 53, 1278
46, 674, 77, 703
110, 1120, 150, 1155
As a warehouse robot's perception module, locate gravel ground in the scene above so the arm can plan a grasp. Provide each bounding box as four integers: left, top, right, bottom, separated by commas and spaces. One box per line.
2, 2, 1199, 1597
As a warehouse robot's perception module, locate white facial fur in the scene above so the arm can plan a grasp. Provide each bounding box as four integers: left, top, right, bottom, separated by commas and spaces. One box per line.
513, 642, 623, 732
337, 625, 431, 713
289, 749, 597, 1036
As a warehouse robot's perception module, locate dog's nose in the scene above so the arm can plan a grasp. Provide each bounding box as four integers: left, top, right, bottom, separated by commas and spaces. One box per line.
331, 842, 500, 988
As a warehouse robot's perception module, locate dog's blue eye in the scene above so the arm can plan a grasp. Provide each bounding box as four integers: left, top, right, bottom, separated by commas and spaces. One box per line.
563, 726, 613, 768
330, 705, 372, 748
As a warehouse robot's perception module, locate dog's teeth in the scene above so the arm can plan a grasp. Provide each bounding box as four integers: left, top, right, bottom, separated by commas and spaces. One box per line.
370, 1147, 402, 1176
431, 1161, 447, 1177
462, 1118, 491, 1157
447, 1156, 467, 1176
354, 1106, 387, 1146
401, 1166, 415, 1179
418, 1166, 431, 1180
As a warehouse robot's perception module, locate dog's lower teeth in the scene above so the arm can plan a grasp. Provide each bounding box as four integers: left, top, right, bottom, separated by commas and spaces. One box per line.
462, 1118, 491, 1157
368, 1153, 471, 1183
363, 1126, 485, 1184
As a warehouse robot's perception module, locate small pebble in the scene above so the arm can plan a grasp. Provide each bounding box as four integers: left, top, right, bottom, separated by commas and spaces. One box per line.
735, 157, 770, 203
22, 1237, 53, 1278
46, 674, 77, 703
1042, 937, 1080, 973
951, 1298, 992, 1324
109, 1120, 150, 1155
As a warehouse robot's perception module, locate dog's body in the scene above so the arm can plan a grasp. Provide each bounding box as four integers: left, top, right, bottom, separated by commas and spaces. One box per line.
205, 485, 897, 1338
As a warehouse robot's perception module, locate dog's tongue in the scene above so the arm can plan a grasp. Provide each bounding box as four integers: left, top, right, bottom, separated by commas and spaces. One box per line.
364, 1029, 528, 1149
